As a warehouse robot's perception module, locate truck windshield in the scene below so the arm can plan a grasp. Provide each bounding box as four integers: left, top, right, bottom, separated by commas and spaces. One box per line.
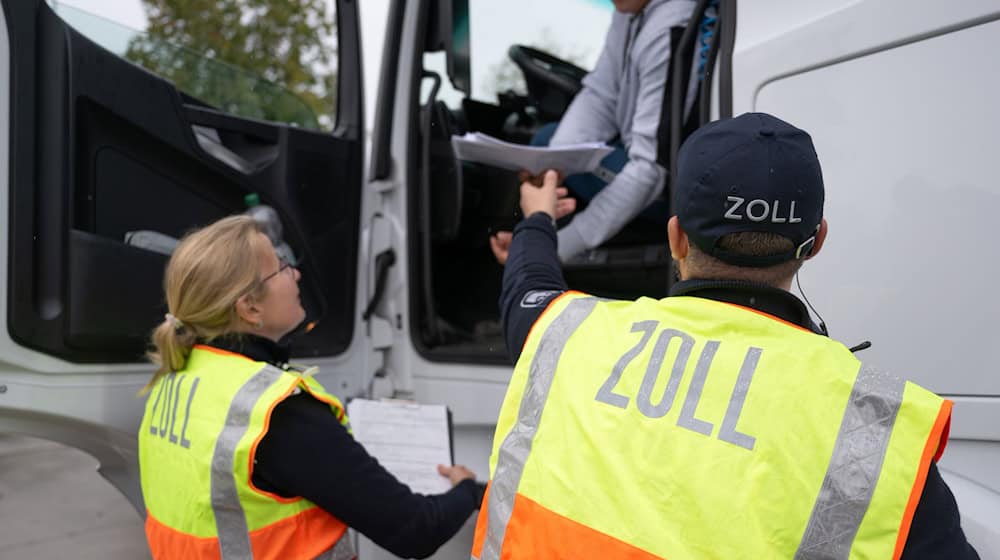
428, 0, 613, 107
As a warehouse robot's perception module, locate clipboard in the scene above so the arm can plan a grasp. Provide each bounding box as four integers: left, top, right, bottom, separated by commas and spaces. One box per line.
346, 398, 455, 495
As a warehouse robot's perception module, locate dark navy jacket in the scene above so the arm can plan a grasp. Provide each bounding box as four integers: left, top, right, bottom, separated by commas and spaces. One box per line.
208, 334, 484, 560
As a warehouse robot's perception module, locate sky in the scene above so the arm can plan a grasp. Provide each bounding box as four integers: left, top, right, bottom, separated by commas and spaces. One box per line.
50, 0, 612, 131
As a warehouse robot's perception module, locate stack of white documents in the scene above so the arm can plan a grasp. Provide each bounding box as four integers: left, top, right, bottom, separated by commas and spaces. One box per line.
451, 132, 613, 176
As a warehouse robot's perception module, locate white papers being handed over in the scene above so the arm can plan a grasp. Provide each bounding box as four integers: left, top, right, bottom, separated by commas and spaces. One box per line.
451, 132, 614, 176
347, 398, 453, 495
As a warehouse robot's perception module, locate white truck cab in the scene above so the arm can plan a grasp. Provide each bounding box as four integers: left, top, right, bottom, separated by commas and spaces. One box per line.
0, 0, 997, 557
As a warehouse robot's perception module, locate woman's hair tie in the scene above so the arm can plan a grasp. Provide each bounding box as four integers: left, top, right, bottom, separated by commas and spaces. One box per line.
164, 313, 186, 333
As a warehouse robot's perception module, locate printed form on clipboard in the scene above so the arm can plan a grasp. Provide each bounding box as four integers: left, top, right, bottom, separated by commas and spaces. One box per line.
347, 398, 454, 495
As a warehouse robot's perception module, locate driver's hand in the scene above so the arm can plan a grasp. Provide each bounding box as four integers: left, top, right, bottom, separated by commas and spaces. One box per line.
520, 170, 572, 220
490, 231, 512, 265
518, 170, 557, 187
554, 188, 577, 219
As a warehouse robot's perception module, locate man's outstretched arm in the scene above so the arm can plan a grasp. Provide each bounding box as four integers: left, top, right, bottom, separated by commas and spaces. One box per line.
500, 172, 569, 362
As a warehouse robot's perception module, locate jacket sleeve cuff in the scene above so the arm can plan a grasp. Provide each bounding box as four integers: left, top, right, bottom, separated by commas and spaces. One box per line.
514, 211, 558, 240
557, 224, 590, 262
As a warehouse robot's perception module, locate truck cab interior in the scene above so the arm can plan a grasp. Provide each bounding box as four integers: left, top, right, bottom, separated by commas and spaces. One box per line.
408, 0, 735, 363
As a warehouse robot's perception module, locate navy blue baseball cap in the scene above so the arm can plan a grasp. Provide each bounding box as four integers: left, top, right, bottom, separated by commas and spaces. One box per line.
674, 112, 824, 267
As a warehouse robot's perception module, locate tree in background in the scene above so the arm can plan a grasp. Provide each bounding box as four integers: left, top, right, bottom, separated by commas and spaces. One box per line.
126, 0, 337, 130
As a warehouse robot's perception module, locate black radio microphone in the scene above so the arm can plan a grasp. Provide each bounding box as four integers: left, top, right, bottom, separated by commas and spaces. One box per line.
848, 341, 872, 353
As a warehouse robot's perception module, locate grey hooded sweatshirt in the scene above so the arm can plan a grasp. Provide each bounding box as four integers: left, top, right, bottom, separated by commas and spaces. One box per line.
551, 0, 696, 261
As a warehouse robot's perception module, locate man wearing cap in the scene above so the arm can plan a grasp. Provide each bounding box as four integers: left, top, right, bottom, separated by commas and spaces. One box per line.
471, 113, 978, 558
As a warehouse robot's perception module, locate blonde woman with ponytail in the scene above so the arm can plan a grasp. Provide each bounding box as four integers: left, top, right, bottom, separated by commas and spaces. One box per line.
139, 215, 483, 560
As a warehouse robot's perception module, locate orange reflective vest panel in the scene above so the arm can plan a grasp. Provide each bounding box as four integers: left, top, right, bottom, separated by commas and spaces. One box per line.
472, 293, 951, 559
138, 345, 356, 560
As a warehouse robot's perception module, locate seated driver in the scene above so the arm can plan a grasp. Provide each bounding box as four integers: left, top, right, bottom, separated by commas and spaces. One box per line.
491, 0, 697, 264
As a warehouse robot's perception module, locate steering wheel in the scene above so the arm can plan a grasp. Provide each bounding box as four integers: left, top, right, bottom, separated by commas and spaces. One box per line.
508, 45, 588, 121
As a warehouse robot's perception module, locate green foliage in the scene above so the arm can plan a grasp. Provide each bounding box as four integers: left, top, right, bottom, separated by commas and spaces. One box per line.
126, 0, 337, 130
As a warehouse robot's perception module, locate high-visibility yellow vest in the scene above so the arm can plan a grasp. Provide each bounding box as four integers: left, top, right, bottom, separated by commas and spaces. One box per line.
138, 345, 356, 560
472, 292, 952, 560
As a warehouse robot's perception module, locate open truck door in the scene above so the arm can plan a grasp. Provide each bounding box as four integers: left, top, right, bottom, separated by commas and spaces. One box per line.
0, 0, 369, 512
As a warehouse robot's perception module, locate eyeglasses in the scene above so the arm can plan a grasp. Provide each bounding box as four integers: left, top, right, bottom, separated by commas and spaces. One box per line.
260, 258, 295, 285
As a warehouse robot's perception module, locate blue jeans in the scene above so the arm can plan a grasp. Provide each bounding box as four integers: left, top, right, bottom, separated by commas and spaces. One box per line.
531, 123, 669, 223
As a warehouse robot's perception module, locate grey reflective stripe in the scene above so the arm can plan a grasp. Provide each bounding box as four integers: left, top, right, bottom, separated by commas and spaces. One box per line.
794, 364, 905, 559
210, 364, 286, 559
314, 533, 356, 560
481, 297, 598, 560
331, 535, 357, 560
